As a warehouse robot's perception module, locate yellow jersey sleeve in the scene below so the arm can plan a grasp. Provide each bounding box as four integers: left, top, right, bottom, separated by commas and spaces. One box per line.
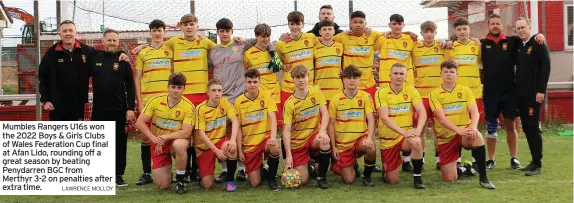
224, 98, 237, 118
315, 86, 327, 106
135, 52, 144, 70
328, 96, 338, 119
429, 88, 442, 112
183, 104, 196, 125
266, 93, 278, 113
466, 86, 476, 105
363, 92, 375, 113
195, 105, 207, 130
283, 98, 294, 125
375, 88, 388, 109
163, 37, 176, 50
409, 86, 423, 105
142, 97, 158, 117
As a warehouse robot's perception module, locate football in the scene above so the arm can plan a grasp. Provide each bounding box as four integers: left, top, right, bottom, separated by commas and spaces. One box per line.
281, 168, 302, 188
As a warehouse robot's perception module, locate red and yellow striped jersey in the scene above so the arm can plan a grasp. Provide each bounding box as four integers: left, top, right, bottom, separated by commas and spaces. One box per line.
142, 95, 195, 136
375, 84, 422, 150
164, 36, 217, 94
275, 33, 318, 93
333, 31, 382, 89
234, 91, 277, 152
194, 97, 236, 150
313, 42, 344, 101
283, 86, 326, 149
135, 45, 173, 104
243, 46, 280, 103
329, 90, 374, 152
429, 85, 475, 144
375, 34, 415, 85
412, 40, 445, 98
445, 40, 482, 98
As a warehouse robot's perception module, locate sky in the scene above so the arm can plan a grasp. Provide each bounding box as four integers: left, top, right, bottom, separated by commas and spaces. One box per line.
2, 0, 448, 46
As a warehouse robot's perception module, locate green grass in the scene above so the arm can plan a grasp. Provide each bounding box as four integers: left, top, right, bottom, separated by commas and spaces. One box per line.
2, 84, 17, 95
3, 128, 573, 203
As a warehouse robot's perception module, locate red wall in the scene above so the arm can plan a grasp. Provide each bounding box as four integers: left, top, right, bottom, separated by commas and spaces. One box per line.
523, 1, 565, 51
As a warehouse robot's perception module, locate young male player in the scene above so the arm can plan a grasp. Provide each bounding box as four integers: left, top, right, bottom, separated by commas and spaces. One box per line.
195, 79, 240, 192
243, 23, 281, 121
375, 14, 418, 172
329, 65, 377, 186
375, 63, 426, 189
283, 65, 331, 189
429, 60, 495, 189
234, 69, 282, 190
134, 73, 195, 194
275, 11, 319, 113
333, 11, 382, 100
412, 21, 445, 170
444, 17, 483, 168
314, 20, 344, 103
133, 19, 173, 185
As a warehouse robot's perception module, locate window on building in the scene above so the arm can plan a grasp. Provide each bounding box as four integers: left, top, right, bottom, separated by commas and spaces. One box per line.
565, 4, 573, 49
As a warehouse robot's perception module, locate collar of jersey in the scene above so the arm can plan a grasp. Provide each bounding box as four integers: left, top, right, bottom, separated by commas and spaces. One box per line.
220, 40, 234, 48
485, 33, 507, 44
441, 84, 457, 93
244, 90, 260, 102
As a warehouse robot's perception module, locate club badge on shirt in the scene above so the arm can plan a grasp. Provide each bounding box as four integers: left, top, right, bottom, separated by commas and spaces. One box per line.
502, 43, 508, 50
457, 92, 462, 99
82, 55, 87, 63
113, 63, 119, 70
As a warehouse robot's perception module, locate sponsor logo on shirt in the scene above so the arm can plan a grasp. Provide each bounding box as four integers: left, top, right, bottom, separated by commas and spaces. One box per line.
288, 50, 312, 61
454, 56, 476, 63
298, 108, 318, 120
419, 56, 440, 64
319, 58, 341, 65
246, 112, 265, 122
341, 111, 363, 119
207, 118, 226, 131
180, 50, 202, 58
444, 104, 463, 113
258, 64, 270, 71
349, 47, 370, 54
147, 60, 171, 67
158, 120, 178, 129
387, 50, 408, 59
389, 105, 410, 113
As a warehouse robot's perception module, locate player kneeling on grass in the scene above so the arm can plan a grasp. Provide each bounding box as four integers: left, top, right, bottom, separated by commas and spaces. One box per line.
329, 65, 377, 186
195, 79, 240, 192
234, 69, 282, 191
375, 63, 426, 189
283, 65, 331, 189
135, 73, 195, 194
429, 60, 495, 189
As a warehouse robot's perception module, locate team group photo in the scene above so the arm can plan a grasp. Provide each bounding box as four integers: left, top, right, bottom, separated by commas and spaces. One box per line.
2, 0, 572, 202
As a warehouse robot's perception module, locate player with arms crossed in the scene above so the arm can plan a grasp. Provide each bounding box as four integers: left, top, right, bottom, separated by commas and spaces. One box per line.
195, 79, 240, 192
375, 63, 426, 189
283, 65, 331, 189
135, 73, 195, 194
429, 60, 494, 189
234, 69, 282, 190
133, 19, 174, 185
329, 65, 377, 186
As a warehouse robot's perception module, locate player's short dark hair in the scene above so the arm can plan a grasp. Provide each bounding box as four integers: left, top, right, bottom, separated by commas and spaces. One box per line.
291, 65, 309, 78
180, 14, 198, 24
420, 21, 437, 32
254, 23, 271, 37
103, 29, 119, 36
453, 17, 469, 28
287, 11, 305, 24
350, 11, 366, 19
207, 79, 223, 89
440, 60, 458, 71
149, 19, 166, 30
216, 18, 233, 30
318, 20, 334, 30
245, 69, 260, 79
340, 65, 362, 78
168, 73, 186, 86
59, 20, 75, 27
389, 14, 404, 23
320, 5, 333, 11
488, 13, 502, 23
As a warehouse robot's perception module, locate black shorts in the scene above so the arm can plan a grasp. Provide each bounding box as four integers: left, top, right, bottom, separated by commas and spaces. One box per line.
483, 93, 517, 120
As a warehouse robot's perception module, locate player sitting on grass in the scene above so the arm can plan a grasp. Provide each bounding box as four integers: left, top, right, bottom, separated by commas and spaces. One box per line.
329, 65, 377, 186
135, 73, 195, 194
375, 63, 426, 189
282, 65, 331, 189
429, 60, 495, 189
195, 79, 240, 192
234, 69, 282, 191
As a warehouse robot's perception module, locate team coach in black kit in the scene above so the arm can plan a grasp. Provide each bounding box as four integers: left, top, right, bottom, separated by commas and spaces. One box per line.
514, 17, 550, 176
88, 29, 136, 186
